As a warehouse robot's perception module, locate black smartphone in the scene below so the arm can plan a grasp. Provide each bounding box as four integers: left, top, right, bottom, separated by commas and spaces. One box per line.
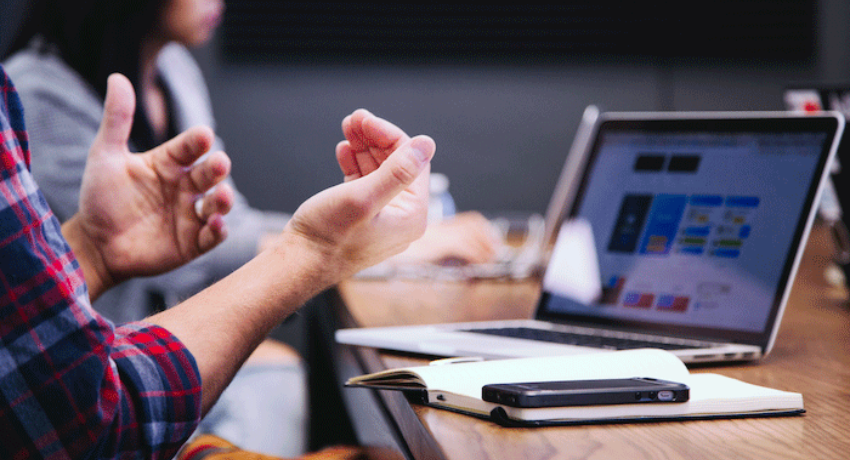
481, 377, 689, 408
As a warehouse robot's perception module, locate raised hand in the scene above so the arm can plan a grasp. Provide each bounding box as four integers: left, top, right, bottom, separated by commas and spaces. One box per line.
282, 109, 435, 281
63, 73, 234, 298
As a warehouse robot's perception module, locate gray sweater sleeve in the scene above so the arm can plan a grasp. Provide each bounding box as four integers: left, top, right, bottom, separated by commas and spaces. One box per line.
4, 56, 101, 222
4, 44, 290, 322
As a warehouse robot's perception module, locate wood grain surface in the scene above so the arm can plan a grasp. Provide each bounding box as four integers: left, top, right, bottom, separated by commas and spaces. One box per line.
338, 224, 850, 460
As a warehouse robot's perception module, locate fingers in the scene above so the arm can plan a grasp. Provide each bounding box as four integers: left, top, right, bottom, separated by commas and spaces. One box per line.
335, 141, 361, 181
194, 184, 233, 254
359, 111, 409, 150
344, 108, 408, 152
341, 110, 368, 151
339, 109, 411, 177
189, 150, 231, 194
460, 232, 499, 264
354, 150, 381, 177
413, 213, 500, 265
196, 213, 228, 254
357, 135, 436, 210
455, 216, 501, 263
153, 125, 216, 168
195, 182, 234, 222
93, 73, 135, 153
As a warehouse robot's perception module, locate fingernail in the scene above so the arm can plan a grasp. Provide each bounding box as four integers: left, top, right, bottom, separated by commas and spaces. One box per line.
409, 137, 433, 164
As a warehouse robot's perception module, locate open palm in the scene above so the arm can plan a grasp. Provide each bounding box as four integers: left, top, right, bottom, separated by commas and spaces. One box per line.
76, 74, 233, 284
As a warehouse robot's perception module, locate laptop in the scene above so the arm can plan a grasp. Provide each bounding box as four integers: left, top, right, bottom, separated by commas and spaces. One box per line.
336, 111, 845, 363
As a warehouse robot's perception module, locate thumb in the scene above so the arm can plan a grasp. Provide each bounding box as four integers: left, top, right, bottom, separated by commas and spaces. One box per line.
93, 73, 135, 154
359, 135, 436, 210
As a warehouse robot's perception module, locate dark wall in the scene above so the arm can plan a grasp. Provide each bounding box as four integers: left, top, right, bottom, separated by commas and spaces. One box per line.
3, 0, 849, 216
192, 0, 849, 216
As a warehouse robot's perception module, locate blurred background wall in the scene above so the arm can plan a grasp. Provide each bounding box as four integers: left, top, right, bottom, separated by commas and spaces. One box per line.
2, 1, 849, 217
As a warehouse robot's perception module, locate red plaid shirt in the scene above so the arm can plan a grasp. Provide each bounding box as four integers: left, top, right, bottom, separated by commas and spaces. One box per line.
0, 66, 202, 459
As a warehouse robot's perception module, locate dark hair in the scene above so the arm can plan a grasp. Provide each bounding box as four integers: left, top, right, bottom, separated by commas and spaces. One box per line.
8, 0, 167, 151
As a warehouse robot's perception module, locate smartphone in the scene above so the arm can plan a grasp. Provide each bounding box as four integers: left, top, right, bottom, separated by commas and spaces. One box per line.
481, 377, 689, 408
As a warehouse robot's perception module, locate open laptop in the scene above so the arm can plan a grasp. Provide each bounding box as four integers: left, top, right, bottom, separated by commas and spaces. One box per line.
337, 111, 845, 363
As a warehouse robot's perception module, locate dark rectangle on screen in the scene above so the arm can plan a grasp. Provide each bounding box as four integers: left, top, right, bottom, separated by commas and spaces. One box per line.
634, 154, 666, 172
667, 155, 701, 172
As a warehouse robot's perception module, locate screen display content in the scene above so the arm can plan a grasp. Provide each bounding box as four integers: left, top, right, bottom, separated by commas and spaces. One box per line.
542, 124, 830, 337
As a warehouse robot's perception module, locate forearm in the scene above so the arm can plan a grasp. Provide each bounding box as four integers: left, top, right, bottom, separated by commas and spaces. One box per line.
147, 231, 335, 413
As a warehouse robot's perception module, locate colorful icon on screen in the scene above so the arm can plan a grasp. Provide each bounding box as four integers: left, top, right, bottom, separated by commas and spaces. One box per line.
622, 292, 654, 308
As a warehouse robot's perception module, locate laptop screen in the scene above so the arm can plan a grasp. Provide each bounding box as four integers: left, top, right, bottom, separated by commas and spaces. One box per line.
537, 115, 840, 346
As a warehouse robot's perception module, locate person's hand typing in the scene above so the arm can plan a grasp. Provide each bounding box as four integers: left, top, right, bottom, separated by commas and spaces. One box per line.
391, 211, 502, 266
62, 73, 234, 299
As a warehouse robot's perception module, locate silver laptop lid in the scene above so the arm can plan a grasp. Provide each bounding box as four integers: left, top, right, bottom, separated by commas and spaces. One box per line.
542, 105, 601, 252
534, 111, 844, 354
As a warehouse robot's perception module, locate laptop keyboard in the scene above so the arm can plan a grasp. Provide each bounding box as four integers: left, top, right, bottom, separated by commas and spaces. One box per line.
463, 327, 705, 351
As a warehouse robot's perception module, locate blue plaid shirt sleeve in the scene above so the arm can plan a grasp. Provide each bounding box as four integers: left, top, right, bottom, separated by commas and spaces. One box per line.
0, 66, 202, 459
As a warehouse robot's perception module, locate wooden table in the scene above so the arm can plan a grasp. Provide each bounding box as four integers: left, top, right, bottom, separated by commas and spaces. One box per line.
330, 224, 850, 460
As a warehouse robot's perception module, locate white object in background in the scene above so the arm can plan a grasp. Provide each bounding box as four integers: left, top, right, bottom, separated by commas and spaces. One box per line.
819, 176, 843, 223
543, 218, 602, 304
429, 173, 456, 222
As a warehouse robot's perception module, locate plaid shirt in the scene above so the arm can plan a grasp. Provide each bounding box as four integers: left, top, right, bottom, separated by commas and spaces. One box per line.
0, 66, 202, 459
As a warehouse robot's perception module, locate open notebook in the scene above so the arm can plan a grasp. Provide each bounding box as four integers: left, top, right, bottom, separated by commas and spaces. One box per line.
345, 349, 803, 426
337, 111, 845, 363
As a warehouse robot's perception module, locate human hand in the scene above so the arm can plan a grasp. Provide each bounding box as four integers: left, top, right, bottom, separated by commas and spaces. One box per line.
390, 211, 502, 266
281, 109, 435, 283
63, 73, 234, 298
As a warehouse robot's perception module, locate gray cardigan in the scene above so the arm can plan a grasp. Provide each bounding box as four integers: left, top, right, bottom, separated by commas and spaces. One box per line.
4, 42, 290, 323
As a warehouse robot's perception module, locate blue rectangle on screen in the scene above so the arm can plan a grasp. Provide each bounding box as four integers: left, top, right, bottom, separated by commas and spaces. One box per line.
714, 248, 741, 258
680, 246, 705, 255
725, 196, 760, 208
684, 226, 711, 237
690, 195, 723, 207
656, 295, 674, 307
639, 194, 687, 255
